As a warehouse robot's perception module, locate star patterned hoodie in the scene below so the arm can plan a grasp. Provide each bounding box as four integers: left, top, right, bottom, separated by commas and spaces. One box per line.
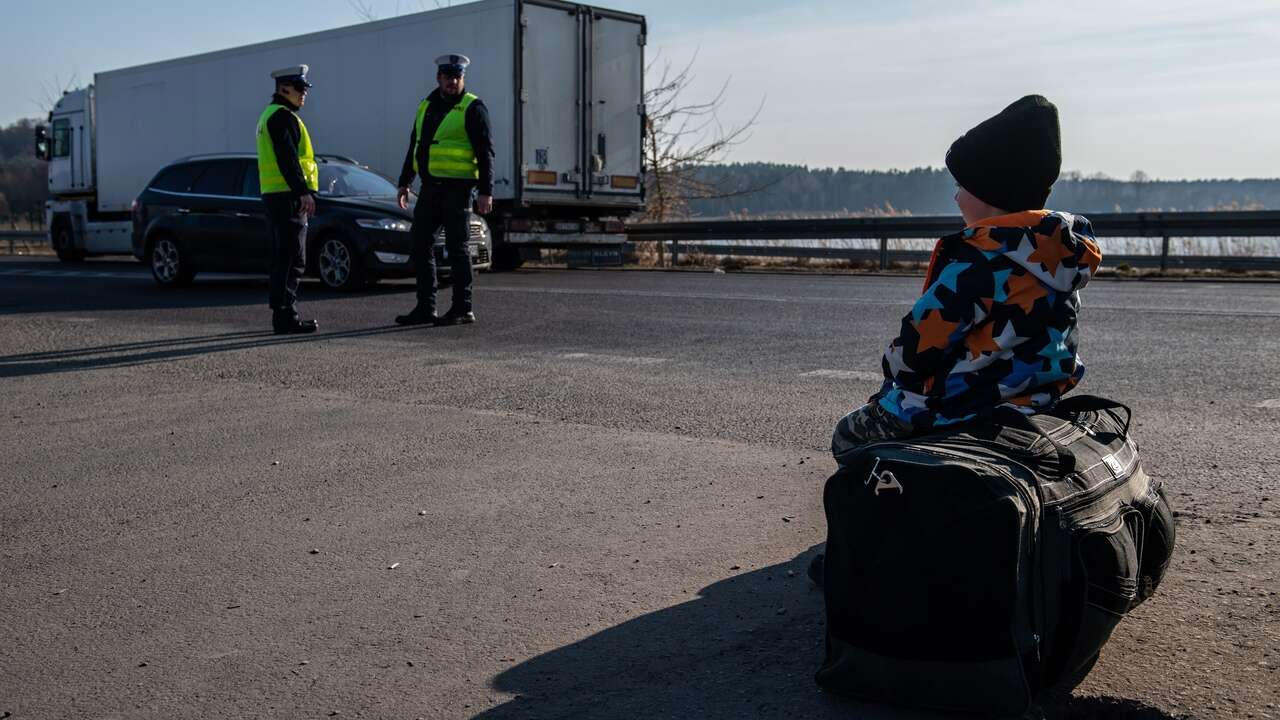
875, 209, 1102, 429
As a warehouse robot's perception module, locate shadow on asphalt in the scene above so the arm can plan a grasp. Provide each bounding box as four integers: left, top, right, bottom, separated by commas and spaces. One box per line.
475, 547, 1184, 720
0, 262, 415, 316
0, 323, 438, 378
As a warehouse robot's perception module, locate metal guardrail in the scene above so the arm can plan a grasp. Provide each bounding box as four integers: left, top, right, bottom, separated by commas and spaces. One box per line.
661, 245, 1280, 272
626, 211, 1280, 271
0, 231, 46, 255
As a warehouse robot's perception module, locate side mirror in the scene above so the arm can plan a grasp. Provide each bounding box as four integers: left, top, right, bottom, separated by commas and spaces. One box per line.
34, 125, 50, 161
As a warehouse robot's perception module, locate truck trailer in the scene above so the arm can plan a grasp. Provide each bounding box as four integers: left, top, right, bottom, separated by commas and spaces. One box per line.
34, 0, 646, 270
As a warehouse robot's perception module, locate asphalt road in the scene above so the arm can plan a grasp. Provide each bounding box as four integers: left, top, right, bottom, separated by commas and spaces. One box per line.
1, 257, 1278, 720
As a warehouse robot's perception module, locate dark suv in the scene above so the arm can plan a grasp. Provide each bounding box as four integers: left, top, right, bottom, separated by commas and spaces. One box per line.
131, 154, 491, 290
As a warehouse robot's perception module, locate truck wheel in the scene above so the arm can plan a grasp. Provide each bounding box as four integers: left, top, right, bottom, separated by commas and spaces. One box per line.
149, 235, 195, 287
316, 235, 365, 291
490, 244, 524, 272
52, 220, 86, 263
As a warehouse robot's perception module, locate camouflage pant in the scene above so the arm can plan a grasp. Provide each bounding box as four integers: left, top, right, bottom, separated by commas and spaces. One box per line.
831, 402, 916, 468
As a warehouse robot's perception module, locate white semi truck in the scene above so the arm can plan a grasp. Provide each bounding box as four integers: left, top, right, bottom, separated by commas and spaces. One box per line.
34, 0, 645, 269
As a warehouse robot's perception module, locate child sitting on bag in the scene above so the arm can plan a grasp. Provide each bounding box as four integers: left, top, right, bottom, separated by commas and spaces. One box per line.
832, 95, 1103, 467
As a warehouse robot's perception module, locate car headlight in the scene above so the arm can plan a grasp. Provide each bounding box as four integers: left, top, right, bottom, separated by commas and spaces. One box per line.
355, 217, 411, 232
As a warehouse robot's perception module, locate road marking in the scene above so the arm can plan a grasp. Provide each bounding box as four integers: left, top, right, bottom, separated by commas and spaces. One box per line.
2, 271, 1278, 318
483, 284, 907, 307
481, 285, 1280, 317
561, 352, 669, 365
1256, 399, 1280, 409
801, 369, 883, 381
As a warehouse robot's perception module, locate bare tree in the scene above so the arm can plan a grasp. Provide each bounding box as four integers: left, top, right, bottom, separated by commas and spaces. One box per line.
348, 0, 451, 21
30, 73, 80, 117
641, 51, 764, 224
348, 0, 379, 20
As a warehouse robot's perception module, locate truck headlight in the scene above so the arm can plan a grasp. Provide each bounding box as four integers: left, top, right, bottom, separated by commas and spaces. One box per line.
355, 218, 411, 232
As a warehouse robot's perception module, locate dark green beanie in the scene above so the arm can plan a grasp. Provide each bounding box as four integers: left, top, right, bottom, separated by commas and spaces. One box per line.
945, 95, 1061, 212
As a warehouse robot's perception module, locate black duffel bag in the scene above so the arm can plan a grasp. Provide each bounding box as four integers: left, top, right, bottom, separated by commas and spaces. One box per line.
815, 395, 1175, 717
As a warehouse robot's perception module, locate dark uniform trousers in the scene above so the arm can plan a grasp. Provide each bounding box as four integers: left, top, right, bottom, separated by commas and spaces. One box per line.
263, 193, 308, 315
412, 181, 474, 313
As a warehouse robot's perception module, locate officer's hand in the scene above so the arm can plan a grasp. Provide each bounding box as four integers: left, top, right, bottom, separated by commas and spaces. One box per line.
397, 187, 411, 210
299, 193, 317, 217
475, 194, 493, 215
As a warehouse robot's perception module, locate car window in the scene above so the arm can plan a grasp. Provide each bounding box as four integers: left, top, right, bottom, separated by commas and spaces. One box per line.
150, 163, 203, 193
242, 162, 261, 197
317, 164, 399, 198
189, 161, 244, 197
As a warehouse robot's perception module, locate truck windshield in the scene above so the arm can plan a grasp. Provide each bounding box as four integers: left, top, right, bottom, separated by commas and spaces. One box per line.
317, 164, 398, 198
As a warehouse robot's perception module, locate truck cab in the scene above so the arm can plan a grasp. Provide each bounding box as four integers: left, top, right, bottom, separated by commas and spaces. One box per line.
38, 86, 133, 262
46, 88, 93, 197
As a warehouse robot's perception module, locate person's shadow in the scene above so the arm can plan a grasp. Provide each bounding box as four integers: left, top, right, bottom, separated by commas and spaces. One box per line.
0, 324, 428, 378
475, 546, 1184, 720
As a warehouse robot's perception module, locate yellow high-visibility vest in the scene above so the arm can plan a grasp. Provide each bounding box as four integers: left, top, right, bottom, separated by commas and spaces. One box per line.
256, 104, 319, 194
412, 93, 479, 180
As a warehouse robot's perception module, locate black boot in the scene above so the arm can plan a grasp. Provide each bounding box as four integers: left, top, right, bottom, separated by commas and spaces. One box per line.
434, 309, 476, 326
273, 310, 318, 335
395, 306, 437, 326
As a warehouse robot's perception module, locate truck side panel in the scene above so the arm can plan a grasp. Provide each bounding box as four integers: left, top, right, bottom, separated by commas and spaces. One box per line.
93, 0, 517, 212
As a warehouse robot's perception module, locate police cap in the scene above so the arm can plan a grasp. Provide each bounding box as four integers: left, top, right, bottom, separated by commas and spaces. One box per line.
270, 64, 313, 89
435, 54, 471, 76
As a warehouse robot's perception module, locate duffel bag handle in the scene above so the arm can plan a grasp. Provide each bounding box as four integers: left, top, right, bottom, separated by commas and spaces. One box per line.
992, 406, 1076, 476
1052, 395, 1133, 438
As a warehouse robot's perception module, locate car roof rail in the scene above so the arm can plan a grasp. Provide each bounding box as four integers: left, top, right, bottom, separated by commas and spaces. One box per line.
171, 152, 256, 163
165, 152, 361, 166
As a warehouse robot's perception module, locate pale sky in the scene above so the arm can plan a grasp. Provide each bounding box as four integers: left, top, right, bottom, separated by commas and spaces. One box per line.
3, 0, 1278, 180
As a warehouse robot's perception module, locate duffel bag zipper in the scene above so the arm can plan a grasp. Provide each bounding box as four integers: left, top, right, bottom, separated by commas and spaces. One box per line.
1053, 461, 1161, 525
883, 414, 1094, 466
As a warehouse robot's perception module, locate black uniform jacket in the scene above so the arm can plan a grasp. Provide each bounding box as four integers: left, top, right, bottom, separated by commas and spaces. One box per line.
264, 94, 316, 200
396, 88, 495, 196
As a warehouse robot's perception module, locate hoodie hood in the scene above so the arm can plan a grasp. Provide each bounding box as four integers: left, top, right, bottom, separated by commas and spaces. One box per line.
951, 209, 1101, 293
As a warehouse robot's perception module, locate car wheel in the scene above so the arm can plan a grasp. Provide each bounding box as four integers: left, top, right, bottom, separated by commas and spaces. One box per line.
52, 220, 86, 263
317, 235, 364, 291
150, 235, 195, 287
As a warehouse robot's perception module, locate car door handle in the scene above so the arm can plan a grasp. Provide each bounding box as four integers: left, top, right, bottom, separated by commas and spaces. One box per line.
176, 208, 191, 214
234, 212, 253, 218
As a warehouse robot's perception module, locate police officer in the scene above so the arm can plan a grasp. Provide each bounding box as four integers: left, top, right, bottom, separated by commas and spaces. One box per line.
257, 65, 319, 334
394, 53, 495, 326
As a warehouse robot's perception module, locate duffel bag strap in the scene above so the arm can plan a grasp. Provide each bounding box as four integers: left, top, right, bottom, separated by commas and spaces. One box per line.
992, 406, 1076, 476
1052, 395, 1133, 438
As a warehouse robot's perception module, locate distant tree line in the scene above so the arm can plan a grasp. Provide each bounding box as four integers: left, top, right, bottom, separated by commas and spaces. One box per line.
682, 163, 1280, 218
0, 118, 48, 226
4, 113, 1280, 225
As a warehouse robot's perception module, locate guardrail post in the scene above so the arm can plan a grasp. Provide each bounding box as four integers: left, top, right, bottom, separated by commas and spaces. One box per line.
878, 237, 888, 270
1160, 235, 1170, 272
